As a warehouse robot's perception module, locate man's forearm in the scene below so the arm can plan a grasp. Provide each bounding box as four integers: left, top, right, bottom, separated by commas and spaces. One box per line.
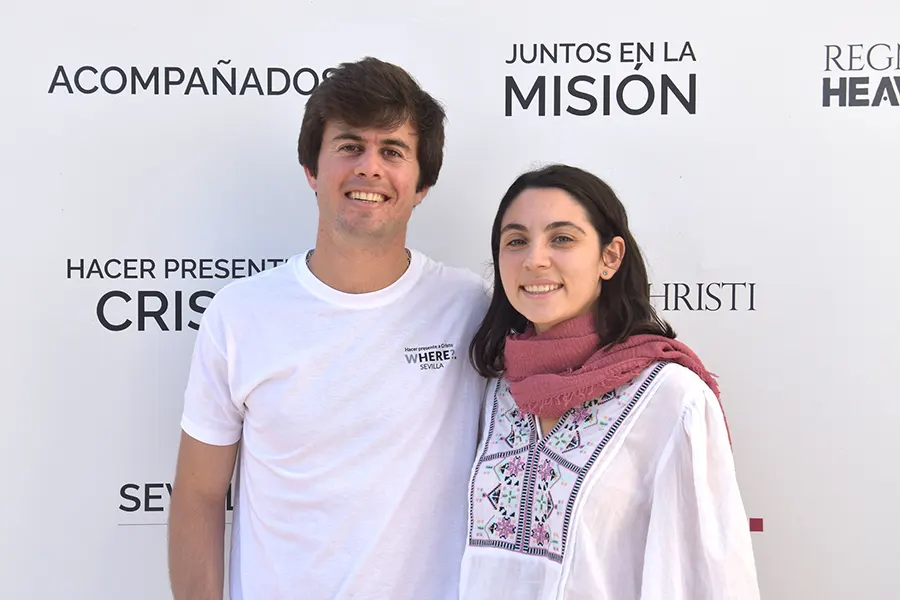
168, 492, 227, 600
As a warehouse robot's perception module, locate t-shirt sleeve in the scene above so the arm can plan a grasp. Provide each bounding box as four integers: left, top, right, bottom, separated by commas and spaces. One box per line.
180, 303, 244, 446
640, 385, 761, 599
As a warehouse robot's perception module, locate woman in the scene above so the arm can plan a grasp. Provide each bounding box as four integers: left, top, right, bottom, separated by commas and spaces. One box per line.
460, 164, 760, 599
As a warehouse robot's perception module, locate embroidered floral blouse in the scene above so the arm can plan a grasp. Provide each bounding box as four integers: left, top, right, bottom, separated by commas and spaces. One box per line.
458, 361, 761, 600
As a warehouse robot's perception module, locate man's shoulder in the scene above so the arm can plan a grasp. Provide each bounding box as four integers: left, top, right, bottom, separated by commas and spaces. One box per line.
416, 252, 489, 300
202, 256, 302, 322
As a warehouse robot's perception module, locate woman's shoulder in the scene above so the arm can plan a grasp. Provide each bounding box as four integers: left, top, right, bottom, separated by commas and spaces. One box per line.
641, 361, 726, 433
650, 361, 717, 401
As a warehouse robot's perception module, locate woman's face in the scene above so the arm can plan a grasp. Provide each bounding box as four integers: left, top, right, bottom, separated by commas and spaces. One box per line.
498, 187, 623, 333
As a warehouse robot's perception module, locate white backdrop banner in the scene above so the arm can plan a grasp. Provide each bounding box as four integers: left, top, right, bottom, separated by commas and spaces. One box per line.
2, 0, 899, 598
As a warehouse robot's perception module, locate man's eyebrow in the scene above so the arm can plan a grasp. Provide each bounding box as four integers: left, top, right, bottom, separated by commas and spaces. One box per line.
330, 132, 411, 152
382, 137, 411, 152
331, 132, 364, 143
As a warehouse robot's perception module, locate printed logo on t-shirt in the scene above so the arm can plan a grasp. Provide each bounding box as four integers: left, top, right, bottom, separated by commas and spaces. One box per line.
404, 343, 457, 371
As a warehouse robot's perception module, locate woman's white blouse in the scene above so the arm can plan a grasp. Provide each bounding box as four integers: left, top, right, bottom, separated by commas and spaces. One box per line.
458, 361, 761, 600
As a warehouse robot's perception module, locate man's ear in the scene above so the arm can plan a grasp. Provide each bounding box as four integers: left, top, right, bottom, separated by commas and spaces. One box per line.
303, 165, 318, 192
413, 186, 430, 208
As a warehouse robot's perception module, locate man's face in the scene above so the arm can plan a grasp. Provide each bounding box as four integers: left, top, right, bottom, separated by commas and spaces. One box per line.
305, 120, 428, 246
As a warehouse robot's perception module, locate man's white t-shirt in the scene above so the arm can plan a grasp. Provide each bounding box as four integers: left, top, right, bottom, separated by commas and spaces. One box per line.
180, 249, 490, 600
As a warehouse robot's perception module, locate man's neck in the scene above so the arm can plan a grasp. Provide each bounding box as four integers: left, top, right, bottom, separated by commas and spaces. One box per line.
307, 235, 411, 294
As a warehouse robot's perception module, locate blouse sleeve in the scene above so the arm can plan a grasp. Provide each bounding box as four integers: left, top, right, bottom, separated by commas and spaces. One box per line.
639, 387, 761, 600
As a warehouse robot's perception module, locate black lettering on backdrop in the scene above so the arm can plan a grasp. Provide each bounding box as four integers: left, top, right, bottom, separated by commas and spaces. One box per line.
505, 42, 693, 65
97, 291, 132, 331
661, 74, 696, 114
145, 483, 165, 512
75, 66, 99, 93
616, 75, 654, 115
119, 484, 141, 512
268, 68, 291, 95
823, 75, 900, 107
292, 67, 319, 95
213, 65, 236, 94
96, 290, 214, 332
576, 43, 596, 63
119, 482, 234, 512
160, 258, 285, 279
825, 42, 900, 72
505, 74, 695, 117
874, 77, 900, 105
70, 258, 286, 331
504, 41, 696, 117
101, 66, 127, 94
165, 67, 185, 94
648, 282, 757, 312
185, 67, 210, 95
822, 43, 900, 108
132, 67, 159, 94
67, 258, 157, 279
567, 76, 598, 116
849, 77, 869, 106
505, 43, 614, 64
48, 62, 334, 96
47, 65, 73, 93
240, 68, 264, 95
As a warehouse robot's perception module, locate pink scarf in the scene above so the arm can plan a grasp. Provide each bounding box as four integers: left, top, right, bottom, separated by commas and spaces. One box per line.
504, 312, 730, 441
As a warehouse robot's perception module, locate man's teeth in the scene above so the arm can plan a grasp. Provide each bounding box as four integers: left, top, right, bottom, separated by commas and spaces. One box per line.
348, 191, 387, 202
523, 284, 562, 293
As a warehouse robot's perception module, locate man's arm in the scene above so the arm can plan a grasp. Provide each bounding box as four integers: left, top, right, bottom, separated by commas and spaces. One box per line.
168, 431, 239, 600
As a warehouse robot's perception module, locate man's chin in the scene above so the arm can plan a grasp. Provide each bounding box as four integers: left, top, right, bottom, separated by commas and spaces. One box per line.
335, 220, 403, 242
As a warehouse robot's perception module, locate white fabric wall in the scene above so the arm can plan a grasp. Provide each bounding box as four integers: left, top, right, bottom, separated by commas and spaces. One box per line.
2, 0, 898, 597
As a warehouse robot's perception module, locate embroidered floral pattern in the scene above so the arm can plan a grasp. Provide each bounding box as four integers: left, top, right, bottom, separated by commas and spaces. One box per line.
468, 364, 665, 563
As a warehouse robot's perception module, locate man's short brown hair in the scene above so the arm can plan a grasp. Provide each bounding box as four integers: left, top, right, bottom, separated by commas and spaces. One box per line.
297, 57, 446, 192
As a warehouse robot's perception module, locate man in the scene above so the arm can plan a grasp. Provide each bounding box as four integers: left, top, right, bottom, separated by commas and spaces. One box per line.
168, 57, 489, 600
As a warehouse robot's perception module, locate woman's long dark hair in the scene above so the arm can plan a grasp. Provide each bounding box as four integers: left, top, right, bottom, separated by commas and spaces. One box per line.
469, 164, 676, 378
